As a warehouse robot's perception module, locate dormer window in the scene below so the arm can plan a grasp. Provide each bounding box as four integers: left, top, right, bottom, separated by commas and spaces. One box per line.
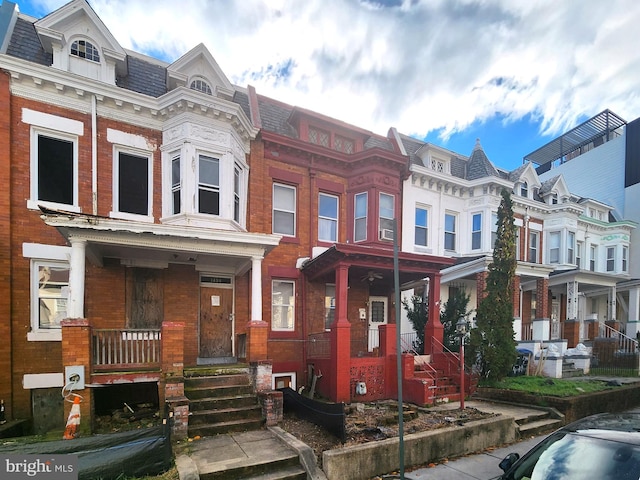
334, 135, 354, 154
551, 193, 558, 205
520, 181, 528, 198
190, 78, 212, 95
70, 39, 100, 62
309, 126, 330, 148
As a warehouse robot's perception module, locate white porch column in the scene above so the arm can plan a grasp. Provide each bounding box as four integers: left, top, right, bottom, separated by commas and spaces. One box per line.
67, 238, 86, 319
627, 287, 640, 338
532, 318, 550, 341
609, 285, 617, 322
251, 256, 263, 322
566, 280, 578, 320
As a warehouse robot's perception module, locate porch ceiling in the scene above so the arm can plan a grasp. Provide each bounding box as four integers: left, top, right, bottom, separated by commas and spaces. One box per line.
301, 243, 454, 284
41, 208, 281, 274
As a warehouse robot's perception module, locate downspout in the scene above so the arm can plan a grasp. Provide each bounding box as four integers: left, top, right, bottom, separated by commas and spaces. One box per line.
91, 94, 97, 215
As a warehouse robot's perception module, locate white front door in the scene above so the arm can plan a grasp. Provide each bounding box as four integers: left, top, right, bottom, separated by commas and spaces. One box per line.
368, 296, 388, 352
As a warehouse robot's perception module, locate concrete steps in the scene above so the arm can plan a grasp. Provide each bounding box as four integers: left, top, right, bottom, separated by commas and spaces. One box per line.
514, 408, 563, 436
562, 359, 584, 378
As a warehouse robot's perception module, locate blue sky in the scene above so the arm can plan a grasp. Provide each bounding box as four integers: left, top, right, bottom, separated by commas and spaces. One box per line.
10, 0, 640, 172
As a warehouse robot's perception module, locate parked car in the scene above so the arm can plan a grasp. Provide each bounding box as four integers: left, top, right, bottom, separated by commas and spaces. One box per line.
494, 413, 640, 480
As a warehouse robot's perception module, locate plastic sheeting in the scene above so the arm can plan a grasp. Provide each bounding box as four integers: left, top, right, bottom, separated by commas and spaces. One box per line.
280, 387, 345, 442
0, 424, 172, 479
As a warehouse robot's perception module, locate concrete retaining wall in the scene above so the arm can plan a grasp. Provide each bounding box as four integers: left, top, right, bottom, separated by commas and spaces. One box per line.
322, 416, 516, 480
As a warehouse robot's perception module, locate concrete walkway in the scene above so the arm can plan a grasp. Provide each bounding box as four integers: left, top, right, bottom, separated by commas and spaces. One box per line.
175, 399, 553, 480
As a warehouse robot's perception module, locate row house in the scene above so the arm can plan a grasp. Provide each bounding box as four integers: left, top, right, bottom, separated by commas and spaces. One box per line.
397, 129, 636, 366
0, 0, 282, 434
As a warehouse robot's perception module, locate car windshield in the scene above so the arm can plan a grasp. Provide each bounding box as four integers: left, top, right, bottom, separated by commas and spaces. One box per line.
508, 431, 640, 480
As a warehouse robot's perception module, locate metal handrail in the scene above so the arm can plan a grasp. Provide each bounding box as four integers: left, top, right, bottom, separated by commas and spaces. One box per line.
599, 323, 638, 352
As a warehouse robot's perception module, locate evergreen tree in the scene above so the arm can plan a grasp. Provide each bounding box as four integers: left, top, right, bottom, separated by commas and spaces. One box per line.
440, 288, 471, 351
402, 294, 427, 353
467, 189, 518, 380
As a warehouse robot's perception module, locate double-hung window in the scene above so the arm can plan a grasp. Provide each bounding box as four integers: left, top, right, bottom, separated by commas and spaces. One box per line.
567, 232, 575, 264
576, 241, 583, 268
606, 247, 615, 272
415, 206, 428, 247
272, 280, 295, 331
324, 284, 335, 330
234, 164, 241, 223
491, 213, 499, 248
444, 213, 456, 251
115, 150, 151, 217
171, 155, 181, 215
379, 193, 394, 240
529, 232, 538, 263
590, 245, 597, 271
273, 184, 296, 236
32, 260, 69, 332
471, 213, 482, 250
549, 231, 560, 263
354, 192, 368, 242
34, 132, 77, 208
623, 246, 629, 272
198, 155, 220, 215
319, 193, 338, 242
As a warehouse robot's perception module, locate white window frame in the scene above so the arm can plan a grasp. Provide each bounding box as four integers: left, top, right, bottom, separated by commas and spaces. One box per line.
567, 231, 575, 264
623, 246, 629, 272
606, 247, 615, 272
354, 192, 368, 242
234, 163, 242, 224
24, 243, 71, 342
198, 154, 221, 215
529, 231, 538, 263
471, 212, 482, 250
29, 127, 80, 212
548, 231, 561, 264
318, 193, 339, 242
590, 244, 597, 271
491, 213, 499, 249
111, 147, 153, 221
171, 154, 181, 215
576, 241, 583, 269
379, 193, 394, 240
520, 182, 528, 198
414, 205, 429, 247
444, 212, 457, 252
271, 279, 295, 331
273, 183, 296, 236
272, 372, 297, 390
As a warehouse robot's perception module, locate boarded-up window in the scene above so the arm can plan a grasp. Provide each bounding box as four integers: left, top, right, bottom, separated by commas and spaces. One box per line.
126, 268, 163, 328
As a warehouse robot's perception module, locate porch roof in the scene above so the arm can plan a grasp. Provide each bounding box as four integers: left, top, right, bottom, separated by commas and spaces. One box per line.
41, 207, 281, 275
300, 243, 454, 283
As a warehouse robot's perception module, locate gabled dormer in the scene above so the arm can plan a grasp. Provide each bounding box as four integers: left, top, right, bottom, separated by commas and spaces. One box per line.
34, 0, 127, 84
166, 43, 234, 100
414, 143, 459, 175
510, 162, 541, 200
539, 175, 570, 205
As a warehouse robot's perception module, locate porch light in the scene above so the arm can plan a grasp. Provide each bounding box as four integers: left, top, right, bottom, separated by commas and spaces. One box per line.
456, 317, 466, 410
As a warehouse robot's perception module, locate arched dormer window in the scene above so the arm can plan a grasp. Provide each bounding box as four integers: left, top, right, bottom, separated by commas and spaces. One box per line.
70, 39, 100, 62
520, 181, 528, 198
190, 78, 212, 95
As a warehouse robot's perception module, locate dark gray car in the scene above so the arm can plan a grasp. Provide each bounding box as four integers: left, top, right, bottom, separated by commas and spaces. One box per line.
495, 413, 640, 480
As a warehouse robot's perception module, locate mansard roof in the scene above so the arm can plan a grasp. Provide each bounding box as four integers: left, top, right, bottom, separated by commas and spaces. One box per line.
466, 139, 499, 180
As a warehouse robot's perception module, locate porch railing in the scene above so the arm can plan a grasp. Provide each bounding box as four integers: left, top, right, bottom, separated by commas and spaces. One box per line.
93, 329, 161, 372
599, 323, 638, 353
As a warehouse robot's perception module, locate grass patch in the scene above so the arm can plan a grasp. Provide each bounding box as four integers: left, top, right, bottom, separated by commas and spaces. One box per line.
480, 376, 615, 397
113, 467, 178, 480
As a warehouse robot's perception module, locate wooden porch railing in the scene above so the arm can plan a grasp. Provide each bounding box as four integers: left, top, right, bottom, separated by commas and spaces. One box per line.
92, 329, 161, 372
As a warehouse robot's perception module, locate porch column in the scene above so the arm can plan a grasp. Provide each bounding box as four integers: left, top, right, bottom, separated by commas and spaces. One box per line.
251, 256, 263, 321
533, 278, 550, 341
627, 287, 640, 338
425, 272, 442, 355
512, 276, 522, 341
567, 280, 579, 320
67, 238, 86, 319
608, 285, 617, 322
331, 264, 351, 402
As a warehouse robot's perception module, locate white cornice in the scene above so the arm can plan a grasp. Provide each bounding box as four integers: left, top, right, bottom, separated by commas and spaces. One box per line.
1, 54, 257, 141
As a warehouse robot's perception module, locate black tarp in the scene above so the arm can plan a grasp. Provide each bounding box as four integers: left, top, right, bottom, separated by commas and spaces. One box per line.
280, 387, 346, 442
0, 424, 172, 479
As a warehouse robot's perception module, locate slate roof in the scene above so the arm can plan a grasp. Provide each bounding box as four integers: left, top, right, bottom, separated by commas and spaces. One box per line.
233, 90, 251, 120
466, 139, 499, 180
539, 175, 560, 195
507, 163, 528, 182
364, 135, 394, 152
116, 55, 167, 98
6, 17, 52, 66
257, 97, 298, 138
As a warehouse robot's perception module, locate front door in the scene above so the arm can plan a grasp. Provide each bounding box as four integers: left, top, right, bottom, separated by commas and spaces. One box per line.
368, 296, 388, 352
199, 283, 233, 358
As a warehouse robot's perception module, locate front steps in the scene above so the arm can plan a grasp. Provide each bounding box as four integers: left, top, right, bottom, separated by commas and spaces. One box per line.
515, 409, 564, 436
184, 366, 264, 437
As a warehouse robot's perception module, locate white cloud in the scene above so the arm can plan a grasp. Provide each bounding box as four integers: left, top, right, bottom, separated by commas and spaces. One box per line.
31, 0, 640, 140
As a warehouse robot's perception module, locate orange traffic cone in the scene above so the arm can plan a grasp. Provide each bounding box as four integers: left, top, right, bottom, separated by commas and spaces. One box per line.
63, 395, 81, 440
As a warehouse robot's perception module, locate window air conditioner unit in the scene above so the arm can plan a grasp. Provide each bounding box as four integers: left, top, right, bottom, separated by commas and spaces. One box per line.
380, 228, 394, 241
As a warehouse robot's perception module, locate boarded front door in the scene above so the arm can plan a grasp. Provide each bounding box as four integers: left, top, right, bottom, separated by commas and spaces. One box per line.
199, 285, 233, 358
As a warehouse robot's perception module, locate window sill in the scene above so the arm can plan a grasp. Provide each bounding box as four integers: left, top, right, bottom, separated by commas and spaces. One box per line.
109, 211, 154, 223
278, 236, 300, 245
27, 330, 62, 342
27, 200, 81, 213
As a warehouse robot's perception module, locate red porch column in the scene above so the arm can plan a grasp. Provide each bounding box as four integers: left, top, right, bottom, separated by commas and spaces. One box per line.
331, 264, 351, 402
378, 323, 396, 357
61, 319, 92, 436
536, 278, 550, 319
425, 273, 443, 354
246, 320, 269, 362
161, 321, 187, 438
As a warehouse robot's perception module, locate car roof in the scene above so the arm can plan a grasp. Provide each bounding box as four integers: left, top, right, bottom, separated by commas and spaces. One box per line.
563, 413, 640, 435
